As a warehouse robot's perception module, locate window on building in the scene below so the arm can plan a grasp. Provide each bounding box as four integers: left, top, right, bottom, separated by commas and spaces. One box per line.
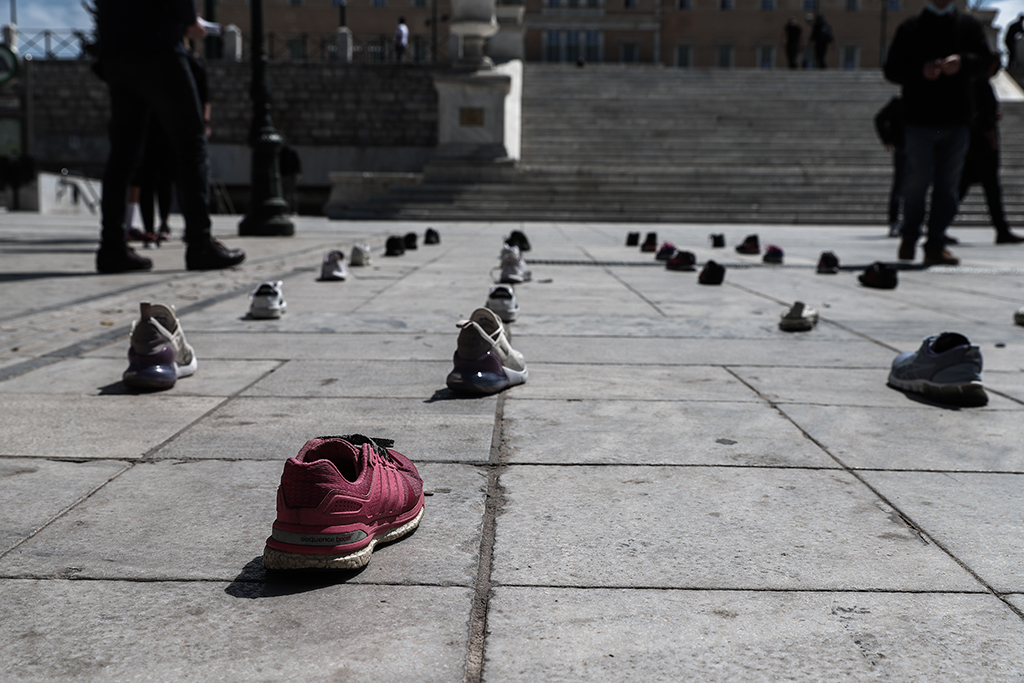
679, 0, 691, 8
413, 36, 429, 63
289, 0, 303, 6
758, 45, 775, 68
845, 0, 858, 10
547, 0, 560, 7
887, 0, 900, 9
586, 0, 601, 7
803, 0, 815, 10
760, 0, 775, 9
624, 0, 637, 8
676, 44, 692, 67
720, 0, 733, 9
842, 45, 859, 69
373, 0, 386, 7
585, 31, 601, 61
545, 31, 562, 62
621, 42, 639, 63
568, 0, 580, 8
566, 31, 581, 62
716, 45, 734, 68
414, 0, 427, 7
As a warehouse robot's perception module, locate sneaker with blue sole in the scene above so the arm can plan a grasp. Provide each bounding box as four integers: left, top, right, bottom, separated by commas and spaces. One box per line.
887, 332, 987, 406
123, 302, 197, 391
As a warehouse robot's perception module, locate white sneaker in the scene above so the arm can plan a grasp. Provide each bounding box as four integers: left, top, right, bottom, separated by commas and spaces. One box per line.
123, 302, 196, 390
499, 243, 531, 284
779, 301, 818, 332
320, 250, 348, 281
350, 244, 371, 267
249, 281, 287, 319
447, 307, 528, 394
485, 284, 519, 323
463, 308, 527, 379
1015, 307, 1024, 326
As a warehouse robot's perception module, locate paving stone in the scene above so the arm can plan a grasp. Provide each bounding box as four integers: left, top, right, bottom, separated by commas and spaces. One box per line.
0, 580, 471, 682
0, 459, 128, 554
241, 359, 452, 399
511, 364, 758, 401
777, 404, 1024, 471
502, 398, 836, 467
0, 395, 224, 459
492, 466, 977, 591
0, 461, 485, 586
859, 471, 1024, 594
0, 357, 280, 396
730, 366, 1024, 409
484, 588, 1024, 682
160, 396, 496, 462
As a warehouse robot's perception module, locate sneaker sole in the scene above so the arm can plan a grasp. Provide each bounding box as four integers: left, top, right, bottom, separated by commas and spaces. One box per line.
887, 376, 989, 407
263, 506, 424, 570
175, 356, 198, 378
250, 307, 285, 319
779, 319, 817, 332
123, 366, 177, 391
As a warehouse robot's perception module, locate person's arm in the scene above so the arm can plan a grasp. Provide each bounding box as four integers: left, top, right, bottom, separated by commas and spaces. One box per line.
883, 22, 916, 85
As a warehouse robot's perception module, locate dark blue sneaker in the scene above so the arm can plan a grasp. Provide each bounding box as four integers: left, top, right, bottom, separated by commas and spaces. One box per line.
888, 332, 987, 406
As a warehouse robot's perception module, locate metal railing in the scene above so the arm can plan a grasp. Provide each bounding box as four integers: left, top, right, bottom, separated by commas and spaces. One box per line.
9, 29, 92, 60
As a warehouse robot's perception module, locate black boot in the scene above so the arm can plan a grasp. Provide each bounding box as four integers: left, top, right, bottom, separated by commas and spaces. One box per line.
96, 241, 153, 274
185, 237, 246, 271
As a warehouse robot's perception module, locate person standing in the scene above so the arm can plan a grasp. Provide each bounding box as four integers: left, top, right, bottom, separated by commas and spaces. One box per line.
395, 17, 409, 64
94, 0, 245, 274
784, 18, 802, 69
959, 55, 1024, 245
1005, 14, 1023, 68
883, 0, 993, 266
278, 142, 302, 215
810, 15, 833, 69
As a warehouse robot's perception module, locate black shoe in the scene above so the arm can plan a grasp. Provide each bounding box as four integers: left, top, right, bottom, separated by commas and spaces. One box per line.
709, 233, 725, 248
735, 234, 760, 255
698, 260, 725, 285
508, 230, 531, 252
666, 250, 696, 271
944, 235, 959, 245
96, 242, 153, 274
640, 232, 658, 252
185, 237, 246, 271
404, 232, 418, 250
816, 251, 840, 274
385, 235, 405, 256
858, 262, 898, 289
424, 228, 440, 245
996, 231, 1024, 244
626, 232, 640, 247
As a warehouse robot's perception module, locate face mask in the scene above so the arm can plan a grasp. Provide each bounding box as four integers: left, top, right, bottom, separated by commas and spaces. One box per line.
926, 2, 955, 15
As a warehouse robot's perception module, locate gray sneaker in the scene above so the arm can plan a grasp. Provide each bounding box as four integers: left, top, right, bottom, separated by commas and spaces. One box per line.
887, 332, 987, 406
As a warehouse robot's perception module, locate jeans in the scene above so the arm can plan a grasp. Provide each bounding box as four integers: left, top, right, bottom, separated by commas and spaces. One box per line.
888, 148, 906, 226
901, 124, 970, 257
100, 54, 210, 246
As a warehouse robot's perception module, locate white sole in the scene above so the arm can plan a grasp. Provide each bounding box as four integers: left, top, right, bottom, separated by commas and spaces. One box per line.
504, 365, 528, 387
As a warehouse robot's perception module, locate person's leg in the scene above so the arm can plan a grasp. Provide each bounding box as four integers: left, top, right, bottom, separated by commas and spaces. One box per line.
900, 126, 934, 256
100, 83, 150, 246
888, 148, 905, 226
978, 148, 1012, 236
924, 125, 969, 258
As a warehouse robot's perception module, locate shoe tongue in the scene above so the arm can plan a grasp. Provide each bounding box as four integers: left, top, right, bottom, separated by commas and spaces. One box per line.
931, 332, 969, 354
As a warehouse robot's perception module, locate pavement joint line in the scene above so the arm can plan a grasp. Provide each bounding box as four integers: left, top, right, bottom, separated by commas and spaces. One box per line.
140, 360, 289, 462
349, 247, 456, 315
734, 371, 1024, 624
0, 460, 135, 564
578, 245, 668, 317
464, 392, 507, 683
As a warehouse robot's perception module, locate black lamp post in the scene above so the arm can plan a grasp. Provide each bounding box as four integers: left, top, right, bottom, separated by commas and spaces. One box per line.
238, 0, 294, 236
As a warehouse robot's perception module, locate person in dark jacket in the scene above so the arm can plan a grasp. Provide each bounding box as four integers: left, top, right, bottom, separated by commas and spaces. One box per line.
874, 96, 906, 237
959, 55, 1024, 245
810, 15, 833, 69
784, 19, 802, 69
94, 0, 244, 273
883, 0, 992, 266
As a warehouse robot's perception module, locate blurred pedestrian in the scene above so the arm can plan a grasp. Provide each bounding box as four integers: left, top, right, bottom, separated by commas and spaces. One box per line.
395, 17, 409, 63
279, 142, 302, 215
810, 15, 833, 69
784, 19, 802, 69
94, 0, 244, 274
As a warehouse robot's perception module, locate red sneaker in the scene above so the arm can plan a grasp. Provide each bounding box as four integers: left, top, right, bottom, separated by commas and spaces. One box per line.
264, 435, 425, 570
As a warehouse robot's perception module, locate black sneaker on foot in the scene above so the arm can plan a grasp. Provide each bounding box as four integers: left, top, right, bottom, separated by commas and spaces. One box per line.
96, 242, 153, 274
996, 231, 1024, 244
185, 238, 246, 271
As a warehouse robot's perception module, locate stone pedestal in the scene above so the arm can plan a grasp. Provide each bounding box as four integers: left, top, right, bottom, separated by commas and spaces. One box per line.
336, 28, 353, 63
488, 6, 525, 63
223, 25, 243, 62
426, 60, 521, 183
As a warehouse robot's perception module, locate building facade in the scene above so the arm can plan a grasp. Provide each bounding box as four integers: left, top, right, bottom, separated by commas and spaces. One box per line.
209, 0, 993, 69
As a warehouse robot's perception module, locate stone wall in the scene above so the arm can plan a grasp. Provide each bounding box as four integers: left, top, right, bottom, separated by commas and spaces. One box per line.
26, 60, 439, 179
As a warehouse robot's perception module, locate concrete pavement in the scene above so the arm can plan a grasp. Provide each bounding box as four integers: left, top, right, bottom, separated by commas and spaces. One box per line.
1, 213, 1024, 681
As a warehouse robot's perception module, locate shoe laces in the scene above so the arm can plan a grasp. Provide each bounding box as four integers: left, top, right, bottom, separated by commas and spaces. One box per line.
318, 434, 396, 465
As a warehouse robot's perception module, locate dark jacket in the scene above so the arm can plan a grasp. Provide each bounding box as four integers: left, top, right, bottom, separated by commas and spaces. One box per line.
874, 96, 906, 149
883, 8, 992, 127
96, 0, 197, 61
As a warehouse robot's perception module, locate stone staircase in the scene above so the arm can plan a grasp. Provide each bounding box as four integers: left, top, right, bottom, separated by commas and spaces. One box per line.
338, 65, 1024, 227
